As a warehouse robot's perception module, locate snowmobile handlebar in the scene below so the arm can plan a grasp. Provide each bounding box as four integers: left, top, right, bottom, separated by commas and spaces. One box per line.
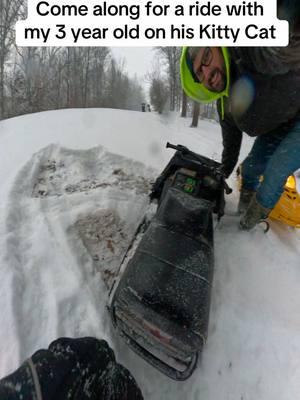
166, 142, 190, 154
166, 142, 232, 194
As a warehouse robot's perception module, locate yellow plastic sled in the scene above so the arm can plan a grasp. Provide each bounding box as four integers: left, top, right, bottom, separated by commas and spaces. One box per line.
237, 167, 300, 228
269, 175, 300, 228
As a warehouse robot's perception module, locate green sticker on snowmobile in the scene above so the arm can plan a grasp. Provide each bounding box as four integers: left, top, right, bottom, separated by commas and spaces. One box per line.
184, 177, 196, 193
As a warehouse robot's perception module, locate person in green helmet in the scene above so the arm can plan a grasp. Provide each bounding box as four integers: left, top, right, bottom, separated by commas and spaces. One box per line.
180, 5, 300, 230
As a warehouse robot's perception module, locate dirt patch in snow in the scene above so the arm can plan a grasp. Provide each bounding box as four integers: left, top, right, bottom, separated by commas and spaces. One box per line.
72, 209, 131, 287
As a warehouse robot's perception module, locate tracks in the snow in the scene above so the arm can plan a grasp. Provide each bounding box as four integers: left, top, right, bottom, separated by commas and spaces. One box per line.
4, 144, 155, 360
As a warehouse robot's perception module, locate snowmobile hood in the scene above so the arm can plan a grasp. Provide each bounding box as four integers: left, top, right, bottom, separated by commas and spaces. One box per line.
180, 47, 231, 118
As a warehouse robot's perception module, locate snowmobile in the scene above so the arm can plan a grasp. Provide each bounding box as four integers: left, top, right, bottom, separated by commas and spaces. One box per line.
108, 142, 232, 381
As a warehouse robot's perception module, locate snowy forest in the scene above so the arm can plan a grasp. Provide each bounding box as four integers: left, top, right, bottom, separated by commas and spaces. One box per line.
0, 0, 217, 122
0, 0, 146, 119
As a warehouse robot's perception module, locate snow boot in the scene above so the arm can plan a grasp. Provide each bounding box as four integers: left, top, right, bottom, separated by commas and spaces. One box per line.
237, 188, 256, 214
240, 195, 271, 230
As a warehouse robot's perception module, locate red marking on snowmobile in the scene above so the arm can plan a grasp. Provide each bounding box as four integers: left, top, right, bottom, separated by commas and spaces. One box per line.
143, 321, 171, 344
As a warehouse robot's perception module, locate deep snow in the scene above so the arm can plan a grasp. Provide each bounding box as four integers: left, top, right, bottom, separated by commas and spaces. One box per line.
0, 108, 300, 400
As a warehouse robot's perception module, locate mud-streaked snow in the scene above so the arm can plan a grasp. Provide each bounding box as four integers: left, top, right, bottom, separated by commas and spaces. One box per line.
0, 108, 300, 400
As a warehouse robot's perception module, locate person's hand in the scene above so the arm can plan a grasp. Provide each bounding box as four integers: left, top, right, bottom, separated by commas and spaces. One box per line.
216, 164, 230, 179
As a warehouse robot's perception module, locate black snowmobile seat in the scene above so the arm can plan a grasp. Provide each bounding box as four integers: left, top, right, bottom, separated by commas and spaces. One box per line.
157, 187, 213, 234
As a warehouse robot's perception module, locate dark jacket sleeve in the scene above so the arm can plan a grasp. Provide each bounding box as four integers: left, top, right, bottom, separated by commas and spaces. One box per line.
236, 1, 300, 76
248, 1, 300, 75
244, 40, 300, 76
0, 337, 144, 400
217, 101, 243, 178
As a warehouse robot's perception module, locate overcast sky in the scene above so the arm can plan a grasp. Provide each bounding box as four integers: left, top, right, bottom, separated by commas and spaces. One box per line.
110, 47, 156, 80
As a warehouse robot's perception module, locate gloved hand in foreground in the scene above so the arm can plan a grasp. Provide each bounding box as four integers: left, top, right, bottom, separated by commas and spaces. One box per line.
0, 337, 144, 400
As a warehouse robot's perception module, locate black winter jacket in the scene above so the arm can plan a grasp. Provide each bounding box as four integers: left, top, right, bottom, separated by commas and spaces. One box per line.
218, 37, 300, 177
0, 337, 143, 400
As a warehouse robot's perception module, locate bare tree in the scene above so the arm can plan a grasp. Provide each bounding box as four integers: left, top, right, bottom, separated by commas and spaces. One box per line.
13, 47, 41, 113
102, 57, 145, 111
0, 0, 24, 118
3, 43, 144, 119
89, 47, 110, 107
191, 101, 200, 127
150, 77, 169, 114
181, 90, 188, 118
155, 47, 182, 112
199, 102, 218, 121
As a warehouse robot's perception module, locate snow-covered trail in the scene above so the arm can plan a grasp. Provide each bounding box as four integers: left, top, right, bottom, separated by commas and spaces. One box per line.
1, 109, 300, 400
0, 141, 155, 371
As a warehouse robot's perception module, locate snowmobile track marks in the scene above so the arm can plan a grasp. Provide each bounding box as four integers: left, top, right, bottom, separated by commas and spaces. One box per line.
4, 143, 155, 357
32, 145, 153, 198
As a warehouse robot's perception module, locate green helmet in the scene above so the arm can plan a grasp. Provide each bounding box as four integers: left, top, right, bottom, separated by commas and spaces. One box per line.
180, 47, 231, 104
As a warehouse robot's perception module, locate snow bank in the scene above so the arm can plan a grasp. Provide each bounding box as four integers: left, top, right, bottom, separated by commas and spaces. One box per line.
0, 108, 299, 400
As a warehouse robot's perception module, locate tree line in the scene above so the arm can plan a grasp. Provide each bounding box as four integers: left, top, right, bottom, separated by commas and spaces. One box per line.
0, 0, 217, 125
0, 0, 145, 120
1, 44, 145, 120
